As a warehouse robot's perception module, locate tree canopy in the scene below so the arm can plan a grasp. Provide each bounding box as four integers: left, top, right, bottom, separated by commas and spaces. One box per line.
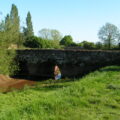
98, 23, 120, 49
25, 11, 34, 37
38, 28, 62, 41
60, 35, 73, 46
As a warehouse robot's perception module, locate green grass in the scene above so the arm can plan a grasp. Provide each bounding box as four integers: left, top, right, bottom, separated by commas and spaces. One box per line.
0, 66, 120, 120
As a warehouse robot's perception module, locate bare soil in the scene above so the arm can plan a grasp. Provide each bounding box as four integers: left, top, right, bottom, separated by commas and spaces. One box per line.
0, 75, 36, 92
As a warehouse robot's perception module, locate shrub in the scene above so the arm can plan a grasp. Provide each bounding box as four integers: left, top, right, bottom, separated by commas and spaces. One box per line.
78, 41, 95, 49
0, 49, 18, 76
24, 36, 41, 48
24, 36, 61, 49
60, 35, 74, 46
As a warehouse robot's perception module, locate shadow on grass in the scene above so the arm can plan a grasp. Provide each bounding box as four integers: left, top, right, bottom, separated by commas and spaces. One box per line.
9, 66, 120, 93
30, 83, 69, 92
99, 67, 120, 72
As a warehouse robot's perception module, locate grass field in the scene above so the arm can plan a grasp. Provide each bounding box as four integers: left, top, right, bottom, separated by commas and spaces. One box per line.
0, 66, 120, 120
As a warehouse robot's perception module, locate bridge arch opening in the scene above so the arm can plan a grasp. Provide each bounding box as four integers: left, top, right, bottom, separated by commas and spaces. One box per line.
36, 59, 62, 79
16, 58, 62, 80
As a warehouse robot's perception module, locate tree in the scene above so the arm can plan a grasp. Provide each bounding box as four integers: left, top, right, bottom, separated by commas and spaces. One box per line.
24, 36, 41, 48
98, 23, 120, 49
10, 4, 20, 31
23, 12, 34, 47
38, 28, 62, 48
24, 36, 61, 49
2, 4, 21, 48
60, 35, 73, 46
4, 14, 14, 46
51, 29, 62, 41
38, 28, 62, 41
39, 28, 51, 40
10, 4, 20, 45
25, 12, 34, 37
5, 14, 11, 31
0, 20, 18, 76
0, 18, 13, 48
0, 5, 20, 76
78, 41, 95, 49
95, 42, 103, 49
0, 20, 5, 31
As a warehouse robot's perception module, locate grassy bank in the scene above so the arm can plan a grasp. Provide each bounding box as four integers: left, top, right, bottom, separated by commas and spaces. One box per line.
0, 66, 120, 120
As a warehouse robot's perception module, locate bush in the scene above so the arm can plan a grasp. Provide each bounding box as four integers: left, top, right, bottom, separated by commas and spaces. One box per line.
0, 49, 18, 76
24, 36, 41, 48
95, 42, 103, 49
60, 35, 74, 46
78, 41, 95, 49
24, 36, 61, 49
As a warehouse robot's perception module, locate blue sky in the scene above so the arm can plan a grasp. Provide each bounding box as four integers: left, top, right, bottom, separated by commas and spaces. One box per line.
0, 0, 120, 42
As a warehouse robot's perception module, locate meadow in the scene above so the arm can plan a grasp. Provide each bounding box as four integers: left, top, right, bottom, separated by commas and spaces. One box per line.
0, 66, 120, 120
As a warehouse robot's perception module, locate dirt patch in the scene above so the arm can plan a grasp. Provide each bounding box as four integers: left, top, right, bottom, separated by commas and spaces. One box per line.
0, 75, 36, 92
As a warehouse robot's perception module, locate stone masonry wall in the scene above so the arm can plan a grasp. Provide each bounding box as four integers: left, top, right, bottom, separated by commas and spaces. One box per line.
16, 49, 120, 78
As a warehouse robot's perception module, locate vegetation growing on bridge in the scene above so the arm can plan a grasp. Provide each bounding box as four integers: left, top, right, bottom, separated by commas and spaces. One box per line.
0, 66, 120, 120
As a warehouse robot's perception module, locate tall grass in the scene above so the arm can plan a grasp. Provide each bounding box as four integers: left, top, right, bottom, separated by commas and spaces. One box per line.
0, 66, 120, 120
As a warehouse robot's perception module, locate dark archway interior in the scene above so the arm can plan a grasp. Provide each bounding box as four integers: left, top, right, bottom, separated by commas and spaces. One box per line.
14, 59, 62, 81
36, 59, 62, 79
12, 60, 29, 79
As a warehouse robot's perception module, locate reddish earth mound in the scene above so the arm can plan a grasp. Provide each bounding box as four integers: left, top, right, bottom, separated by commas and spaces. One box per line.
0, 75, 36, 92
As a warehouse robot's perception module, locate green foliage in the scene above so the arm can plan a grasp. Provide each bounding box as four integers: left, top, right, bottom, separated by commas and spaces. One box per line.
51, 29, 62, 41
0, 20, 4, 31
5, 14, 11, 31
23, 12, 34, 48
25, 12, 34, 37
0, 49, 18, 75
10, 4, 20, 46
38, 28, 62, 41
78, 41, 95, 49
0, 4, 23, 48
95, 41, 103, 49
69, 42, 78, 47
40, 39, 61, 49
24, 36, 41, 48
0, 21, 10, 48
24, 36, 61, 49
0, 66, 120, 119
60, 35, 74, 46
98, 23, 120, 49
23, 28, 62, 49
0, 11, 19, 76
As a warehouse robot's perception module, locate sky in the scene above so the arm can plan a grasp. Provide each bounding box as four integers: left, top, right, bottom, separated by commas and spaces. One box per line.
0, 0, 120, 43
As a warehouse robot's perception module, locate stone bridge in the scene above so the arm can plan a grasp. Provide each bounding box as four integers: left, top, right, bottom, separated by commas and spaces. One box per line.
16, 49, 120, 78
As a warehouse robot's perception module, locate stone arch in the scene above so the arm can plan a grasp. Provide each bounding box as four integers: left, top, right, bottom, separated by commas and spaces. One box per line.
35, 58, 62, 78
